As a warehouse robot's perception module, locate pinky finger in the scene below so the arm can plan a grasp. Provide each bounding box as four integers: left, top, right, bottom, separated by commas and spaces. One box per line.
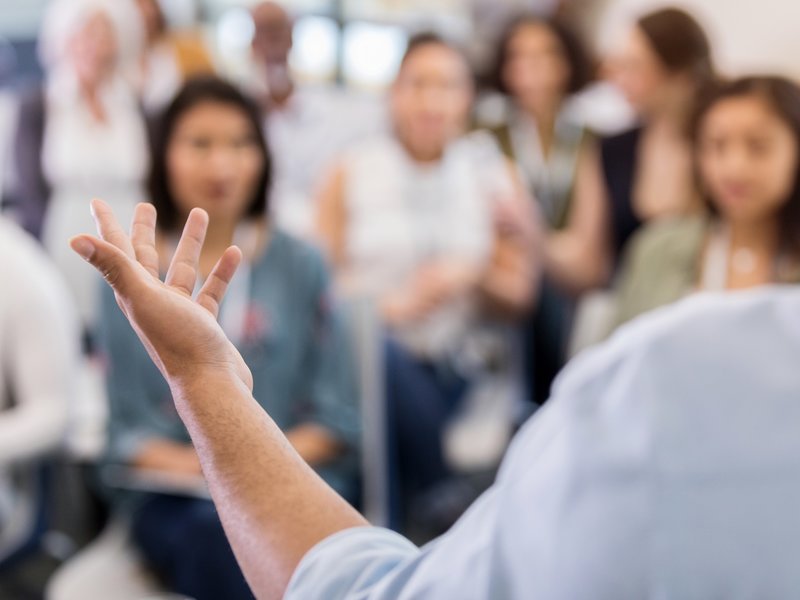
196, 246, 243, 319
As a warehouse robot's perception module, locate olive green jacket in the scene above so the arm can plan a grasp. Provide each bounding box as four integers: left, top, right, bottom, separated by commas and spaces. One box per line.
614, 216, 800, 328
614, 216, 710, 327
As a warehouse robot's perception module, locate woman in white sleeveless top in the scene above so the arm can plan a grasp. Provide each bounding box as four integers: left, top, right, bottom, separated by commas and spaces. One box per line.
28, 0, 148, 328
317, 34, 538, 532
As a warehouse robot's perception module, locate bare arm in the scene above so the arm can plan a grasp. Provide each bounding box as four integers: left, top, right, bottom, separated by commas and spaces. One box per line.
543, 139, 611, 295
71, 200, 367, 598
173, 373, 365, 597
315, 163, 348, 268
285, 423, 344, 466
132, 439, 202, 475
479, 160, 541, 318
0, 243, 75, 462
132, 424, 341, 476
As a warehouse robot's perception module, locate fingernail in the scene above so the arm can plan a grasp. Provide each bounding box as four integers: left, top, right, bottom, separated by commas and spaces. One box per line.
71, 237, 95, 260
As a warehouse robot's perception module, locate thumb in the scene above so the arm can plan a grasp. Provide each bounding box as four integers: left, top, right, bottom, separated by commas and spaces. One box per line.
70, 234, 139, 295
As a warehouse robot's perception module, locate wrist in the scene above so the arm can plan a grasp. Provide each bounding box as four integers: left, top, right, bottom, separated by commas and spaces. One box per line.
168, 364, 249, 405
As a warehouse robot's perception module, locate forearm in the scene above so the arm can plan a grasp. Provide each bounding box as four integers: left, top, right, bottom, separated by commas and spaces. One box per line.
479, 239, 538, 318
0, 400, 67, 464
425, 259, 482, 297
131, 439, 202, 475
479, 266, 536, 318
171, 371, 367, 599
543, 231, 610, 296
286, 423, 343, 466
542, 138, 611, 296
4, 263, 75, 464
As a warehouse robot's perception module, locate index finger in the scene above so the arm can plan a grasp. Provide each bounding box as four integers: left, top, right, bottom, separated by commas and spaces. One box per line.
91, 199, 136, 259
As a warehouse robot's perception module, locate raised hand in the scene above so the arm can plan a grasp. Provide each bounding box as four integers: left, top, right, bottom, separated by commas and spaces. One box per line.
74, 200, 369, 600
70, 199, 253, 392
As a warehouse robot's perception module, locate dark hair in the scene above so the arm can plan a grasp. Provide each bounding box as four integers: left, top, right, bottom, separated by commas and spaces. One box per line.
491, 14, 594, 95
148, 75, 272, 232
692, 76, 800, 259
137, 0, 168, 38
398, 31, 471, 76
637, 8, 714, 87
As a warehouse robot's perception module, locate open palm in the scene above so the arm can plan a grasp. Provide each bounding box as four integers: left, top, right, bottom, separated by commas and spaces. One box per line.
71, 199, 253, 392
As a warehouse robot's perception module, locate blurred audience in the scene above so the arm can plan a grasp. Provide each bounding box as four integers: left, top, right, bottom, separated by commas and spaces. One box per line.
468, 0, 564, 74
316, 33, 537, 531
132, 0, 215, 113
614, 76, 800, 326
9, 0, 149, 329
4, 0, 800, 594
602, 7, 715, 261
247, 1, 386, 238
97, 77, 359, 600
0, 216, 78, 560
487, 14, 610, 402
0, 40, 16, 206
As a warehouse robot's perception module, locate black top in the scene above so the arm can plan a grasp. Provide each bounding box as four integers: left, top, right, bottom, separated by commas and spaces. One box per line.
600, 126, 644, 260
7, 85, 50, 240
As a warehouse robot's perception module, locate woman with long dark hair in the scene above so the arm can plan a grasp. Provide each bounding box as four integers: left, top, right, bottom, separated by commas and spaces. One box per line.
614, 76, 800, 326
99, 76, 360, 600
487, 14, 610, 402
603, 7, 716, 259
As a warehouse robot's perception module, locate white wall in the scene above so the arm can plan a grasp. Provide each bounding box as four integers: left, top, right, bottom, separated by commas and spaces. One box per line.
0, 0, 50, 37
594, 0, 800, 79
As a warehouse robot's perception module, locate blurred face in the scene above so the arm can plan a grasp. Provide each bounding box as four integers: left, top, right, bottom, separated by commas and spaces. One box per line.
68, 11, 117, 86
135, 0, 165, 42
391, 44, 473, 161
251, 3, 293, 65
502, 22, 571, 107
698, 95, 798, 225
607, 26, 671, 114
167, 101, 264, 224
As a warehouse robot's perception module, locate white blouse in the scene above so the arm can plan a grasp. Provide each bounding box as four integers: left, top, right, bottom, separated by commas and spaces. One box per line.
41, 68, 148, 325
339, 132, 515, 360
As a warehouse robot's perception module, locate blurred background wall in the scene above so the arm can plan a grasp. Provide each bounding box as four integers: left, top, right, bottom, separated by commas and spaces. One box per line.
596, 0, 800, 78
1, 0, 798, 92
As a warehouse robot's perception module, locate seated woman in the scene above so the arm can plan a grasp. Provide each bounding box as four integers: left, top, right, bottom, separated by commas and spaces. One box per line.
10, 0, 148, 329
614, 76, 800, 327
602, 8, 716, 261
0, 217, 77, 558
98, 77, 360, 600
316, 33, 537, 531
486, 14, 610, 402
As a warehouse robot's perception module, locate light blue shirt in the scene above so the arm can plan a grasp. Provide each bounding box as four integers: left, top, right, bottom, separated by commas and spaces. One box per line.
287, 286, 800, 599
